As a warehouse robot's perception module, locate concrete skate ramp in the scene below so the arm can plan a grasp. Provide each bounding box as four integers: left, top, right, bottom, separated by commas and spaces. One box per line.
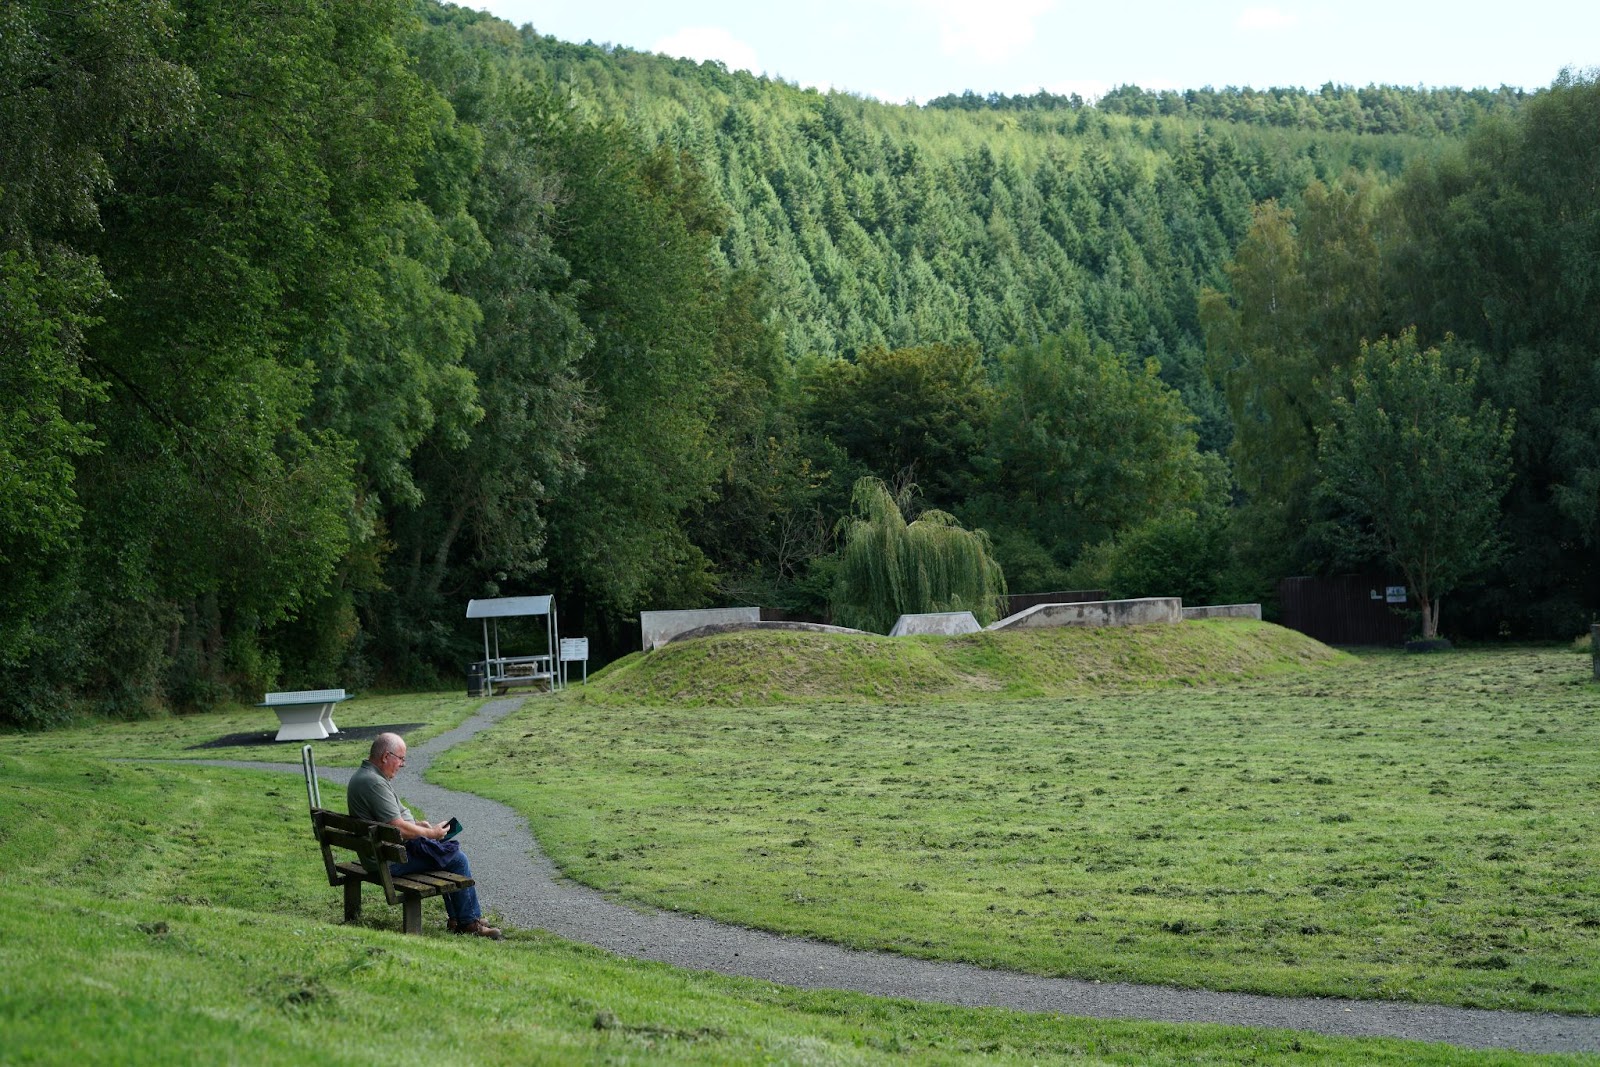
988, 596, 1181, 631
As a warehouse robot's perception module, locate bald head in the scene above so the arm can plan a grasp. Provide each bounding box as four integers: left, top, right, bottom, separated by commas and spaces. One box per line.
369, 732, 405, 762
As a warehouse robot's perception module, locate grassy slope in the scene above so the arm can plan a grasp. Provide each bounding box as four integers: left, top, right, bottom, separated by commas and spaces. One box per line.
588, 619, 1350, 704
0, 751, 1556, 1066
440, 625, 1600, 1014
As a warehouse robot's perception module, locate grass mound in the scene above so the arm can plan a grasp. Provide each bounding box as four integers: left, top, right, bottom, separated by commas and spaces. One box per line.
587, 619, 1349, 705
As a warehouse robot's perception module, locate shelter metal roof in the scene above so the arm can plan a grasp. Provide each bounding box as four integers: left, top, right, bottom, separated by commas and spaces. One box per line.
466, 595, 553, 619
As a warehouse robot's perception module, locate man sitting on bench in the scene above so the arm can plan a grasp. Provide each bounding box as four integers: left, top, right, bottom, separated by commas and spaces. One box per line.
347, 732, 503, 940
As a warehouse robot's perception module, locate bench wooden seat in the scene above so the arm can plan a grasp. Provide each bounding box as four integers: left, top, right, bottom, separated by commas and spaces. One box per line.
311, 808, 473, 934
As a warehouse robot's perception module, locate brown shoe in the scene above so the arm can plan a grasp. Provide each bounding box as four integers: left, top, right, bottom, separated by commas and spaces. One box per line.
452, 918, 503, 940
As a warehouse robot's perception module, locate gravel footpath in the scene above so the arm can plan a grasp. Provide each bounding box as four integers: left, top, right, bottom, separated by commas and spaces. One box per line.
193, 696, 1600, 1054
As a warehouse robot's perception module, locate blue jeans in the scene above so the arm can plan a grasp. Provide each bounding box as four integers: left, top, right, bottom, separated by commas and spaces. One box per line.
390, 846, 481, 925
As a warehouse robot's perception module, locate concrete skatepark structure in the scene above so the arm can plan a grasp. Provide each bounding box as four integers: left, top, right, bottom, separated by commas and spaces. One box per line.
986, 596, 1183, 631
888, 611, 982, 636
641, 598, 1266, 648
641, 607, 762, 651
1183, 603, 1264, 621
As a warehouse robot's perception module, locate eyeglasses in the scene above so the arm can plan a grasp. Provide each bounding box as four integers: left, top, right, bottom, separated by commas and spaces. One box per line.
386, 751, 407, 765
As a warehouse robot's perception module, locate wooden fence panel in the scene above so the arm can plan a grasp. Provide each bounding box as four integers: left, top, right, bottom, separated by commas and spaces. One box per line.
1277, 575, 1411, 645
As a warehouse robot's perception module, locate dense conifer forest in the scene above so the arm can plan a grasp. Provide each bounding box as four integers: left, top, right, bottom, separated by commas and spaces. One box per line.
3, 0, 1595, 723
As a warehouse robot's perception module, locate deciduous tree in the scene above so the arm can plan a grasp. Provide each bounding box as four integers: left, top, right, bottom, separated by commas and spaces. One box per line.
832, 477, 1007, 634
1316, 331, 1513, 639
972, 330, 1213, 573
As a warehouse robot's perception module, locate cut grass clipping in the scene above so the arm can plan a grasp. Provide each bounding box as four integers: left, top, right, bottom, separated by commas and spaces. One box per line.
441, 622, 1600, 1015
1, 754, 1557, 1066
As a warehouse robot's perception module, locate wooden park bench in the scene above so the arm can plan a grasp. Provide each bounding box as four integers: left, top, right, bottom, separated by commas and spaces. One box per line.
300, 746, 471, 935
310, 807, 475, 934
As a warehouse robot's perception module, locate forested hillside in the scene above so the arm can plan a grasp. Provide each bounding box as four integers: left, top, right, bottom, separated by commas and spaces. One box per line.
931, 82, 1528, 137
2, 0, 1593, 725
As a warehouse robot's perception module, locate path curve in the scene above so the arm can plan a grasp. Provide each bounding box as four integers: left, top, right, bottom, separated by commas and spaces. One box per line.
197, 696, 1600, 1054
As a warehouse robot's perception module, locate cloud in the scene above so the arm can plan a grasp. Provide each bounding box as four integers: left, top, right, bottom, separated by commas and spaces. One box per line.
651, 26, 761, 73
1236, 6, 1297, 32
923, 0, 1055, 64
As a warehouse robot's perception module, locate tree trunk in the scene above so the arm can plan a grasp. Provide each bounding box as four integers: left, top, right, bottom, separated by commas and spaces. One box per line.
423, 499, 469, 603
1420, 596, 1440, 640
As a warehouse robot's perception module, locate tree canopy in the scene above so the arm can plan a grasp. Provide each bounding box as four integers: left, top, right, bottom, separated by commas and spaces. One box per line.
1, 2, 1593, 725
1316, 333, 1514, 639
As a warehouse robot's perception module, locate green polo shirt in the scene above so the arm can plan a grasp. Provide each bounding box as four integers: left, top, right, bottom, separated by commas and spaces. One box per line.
347, 759, 405, 824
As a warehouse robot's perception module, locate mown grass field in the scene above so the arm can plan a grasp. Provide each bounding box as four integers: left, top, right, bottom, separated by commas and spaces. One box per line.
439, 622, 1600, 1014
2, 621, 1596, 1063
4, 744, 1564, 1065
0, 688, 478, 764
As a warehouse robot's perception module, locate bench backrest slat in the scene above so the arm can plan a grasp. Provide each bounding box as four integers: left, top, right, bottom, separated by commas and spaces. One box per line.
314, 808, 402, 840
311, 807, 403, 905
318, 824, 406, 866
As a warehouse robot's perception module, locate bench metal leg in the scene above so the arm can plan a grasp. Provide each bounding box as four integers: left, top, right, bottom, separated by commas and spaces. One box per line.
343, 879, 363, 923
402, 894, 423, 935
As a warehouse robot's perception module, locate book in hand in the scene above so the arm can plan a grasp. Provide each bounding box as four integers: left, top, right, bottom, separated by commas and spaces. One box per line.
442, 816, 463, 840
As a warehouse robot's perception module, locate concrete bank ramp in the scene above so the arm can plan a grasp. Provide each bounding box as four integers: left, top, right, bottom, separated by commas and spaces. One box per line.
988, 596, 1182, 631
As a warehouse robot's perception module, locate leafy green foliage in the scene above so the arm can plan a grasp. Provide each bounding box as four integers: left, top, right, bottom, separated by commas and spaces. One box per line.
9, 0, 1596, 720
973, 331, 1216, 571
536, 124, 734, 623
1386, 72, 1600, 635
368, 63, 591, 677
0, 0, 195, 237
516, 27, 1428, 374
0, 0, 193, 694
76, 0, 453, 703
1068, 507, 1234, 605
1201, 178, 1384, 507
1316, 333, 1513, 639
832, 478, 1006, 633
684, 274, 839, 616
0, 0, 469, 717
0, 249, 106, 671
801, 342, 989, 509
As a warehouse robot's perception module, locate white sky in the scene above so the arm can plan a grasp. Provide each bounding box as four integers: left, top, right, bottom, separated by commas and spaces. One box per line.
466, 1, 1597, 104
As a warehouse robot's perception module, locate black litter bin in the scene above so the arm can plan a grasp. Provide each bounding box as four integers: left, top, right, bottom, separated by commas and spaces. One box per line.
467, 662, 487, 698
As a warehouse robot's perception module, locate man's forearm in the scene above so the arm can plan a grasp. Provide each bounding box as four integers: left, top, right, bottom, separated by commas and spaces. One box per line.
391, 816, 445, 840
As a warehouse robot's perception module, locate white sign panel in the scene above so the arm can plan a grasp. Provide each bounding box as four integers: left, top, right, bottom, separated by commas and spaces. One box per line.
559, 637, 589, 662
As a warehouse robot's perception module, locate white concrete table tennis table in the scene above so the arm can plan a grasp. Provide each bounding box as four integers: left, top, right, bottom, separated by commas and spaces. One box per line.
260, 688, 348, 742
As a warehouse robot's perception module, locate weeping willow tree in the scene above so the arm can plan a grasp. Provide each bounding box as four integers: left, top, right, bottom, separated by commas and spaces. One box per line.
832, 477, 1008, 634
